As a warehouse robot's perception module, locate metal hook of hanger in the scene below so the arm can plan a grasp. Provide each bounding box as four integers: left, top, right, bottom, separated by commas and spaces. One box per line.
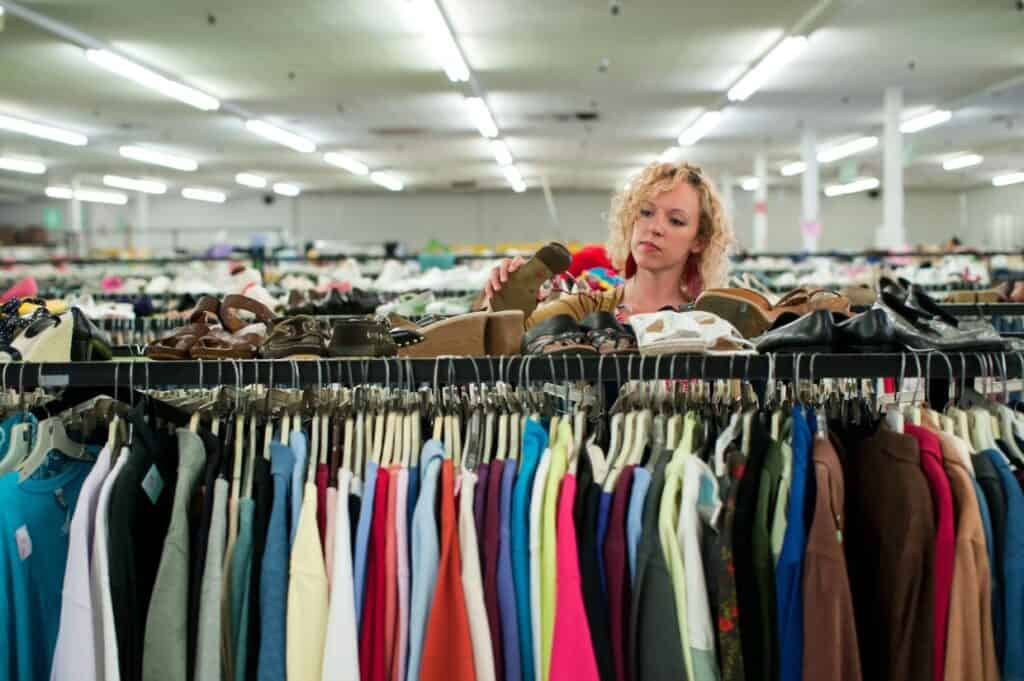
613, 353, 622, 388
562, 353, 570, 386
433, 357, 443, 404
998, 352, 1010, 404
936, 351, 955, 409
909, 352, 923, 406
793, 353, 802, 406
468, 356, 482, 387
547, 353, 557, 385
577, 353, 586, 389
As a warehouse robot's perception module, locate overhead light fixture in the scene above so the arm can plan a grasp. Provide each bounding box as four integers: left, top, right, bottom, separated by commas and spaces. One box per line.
85, 49, 220, 112
0, 157, 46, 175
677, 110, 721, 146
465, 97, 498, 138
235, 173, 267, 188
502, 164, 526, 192
780, 161, 806, 176
245, 120, 316, 153
824, 176, 879, 197
993, 172, 1024, 187
120, 145, 198, 171
45, 186, 128, 205
942, 154, 983, 171
491, 140, 513, 166
0, 113, 88, 146
740, 177, 760, 191
727, 36, 808, 102
900, 109, 952, 134
102, 174, 167, 194
406, 0, 470, 82
817, 136, 878, 163
370, 172, 404, 192
182, 187, 227, 203
324, 152, 369, 176
273, 182, 300, 197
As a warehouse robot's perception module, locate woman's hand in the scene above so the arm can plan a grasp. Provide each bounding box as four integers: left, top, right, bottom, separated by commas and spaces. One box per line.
484, 256, 526, 301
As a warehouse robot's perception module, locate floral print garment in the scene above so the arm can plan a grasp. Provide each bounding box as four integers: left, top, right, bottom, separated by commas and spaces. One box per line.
716, 444, 747, 681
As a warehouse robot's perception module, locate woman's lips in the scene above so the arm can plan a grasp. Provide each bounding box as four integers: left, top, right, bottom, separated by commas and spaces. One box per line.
637, 241, 661, 252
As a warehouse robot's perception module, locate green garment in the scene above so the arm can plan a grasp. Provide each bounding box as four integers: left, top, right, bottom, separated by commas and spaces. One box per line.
230, 499, 256, 681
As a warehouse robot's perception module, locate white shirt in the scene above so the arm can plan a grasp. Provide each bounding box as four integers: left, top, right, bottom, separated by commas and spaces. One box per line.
90, 448, 130, 681
458, 470, 496, 681
322, 470, 359, 681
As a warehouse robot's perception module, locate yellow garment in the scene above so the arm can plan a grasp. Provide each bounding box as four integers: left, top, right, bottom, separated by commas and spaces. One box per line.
525, 287, 624, 330
287, 483, 328, 681
18, 300, 67, 316
660, 460, 696, 681
539, 421, 572, 681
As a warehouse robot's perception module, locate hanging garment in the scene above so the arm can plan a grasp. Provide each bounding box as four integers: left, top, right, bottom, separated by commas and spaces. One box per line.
549, 470, 600, 681
323, 468, 360, 681
189, 431, 224, 681
776, 407, 813, 681
91, 449, 130, 681
484, 458, 507, 681
769, 438, 792, 566
393, 467, 411, 681
354, 460, 379, 625
289, 432, 308, 550
596, 490, 613, 598
512, 420, 546, 681
529, 451, 552, 681
196, 478, 229, 681
498, 458, 523, 681
326, 486, 338, 594
842, 427, 935, 681
317, 462, 329, 551
50, 445, 113, 681
475, 462, 491, 561
406, 441, 444, 681
287, 482, 329, 681
540, 425, 570, 681
713, 442, 746, 681
107, 416, 178, 681
382, 469, 400, 680
359, 466, 389, 681
230, 498, 256, 681
935, 433, 998, 681
904, 424, 955, 681
680, 456, 722, 681
257, 442, 295, 681
629, 462, 686, 681
604, 465, 635, 681
407, 463, 420, 555
419, 457, 477, 681
660, 459, 694, 681
246, 456, 273, 681
972, 451, 1005, 659
575, 446, 614, 681
626, 467, 652, 584
985, 449, 1024, 679
752, 434, 786, 681
460, 468, 497, 681
0, 454, 92, 681
802, 435, 861, 681
142, 429, 207, 681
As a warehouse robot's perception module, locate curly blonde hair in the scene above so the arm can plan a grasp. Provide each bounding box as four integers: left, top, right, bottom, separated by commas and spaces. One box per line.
606, 161, 734, 300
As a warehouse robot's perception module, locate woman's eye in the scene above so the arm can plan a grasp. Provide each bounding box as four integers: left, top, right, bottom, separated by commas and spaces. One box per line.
640, 208, 653, 218
671, 218, 686, 227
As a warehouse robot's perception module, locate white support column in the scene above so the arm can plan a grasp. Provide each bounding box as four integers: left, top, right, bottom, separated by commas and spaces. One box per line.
882, 87, 905, 248
70, 176, 85, 255
753, 154, 767, 251
800, 128, 821, 252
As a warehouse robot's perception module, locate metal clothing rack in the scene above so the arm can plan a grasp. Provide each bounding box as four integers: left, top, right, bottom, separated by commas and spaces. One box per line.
2, 352, 1018, 390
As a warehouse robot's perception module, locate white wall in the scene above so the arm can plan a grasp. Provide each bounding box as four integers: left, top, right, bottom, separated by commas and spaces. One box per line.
964, 183, 1024, 250
0, 184, 1008, 253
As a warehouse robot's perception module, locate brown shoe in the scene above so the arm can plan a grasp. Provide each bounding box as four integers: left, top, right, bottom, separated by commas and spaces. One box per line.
261, 315, 329, 359
485, 311, 525, 356
398, 312, 489, 358
489, 242, 572, 318
328, 316, 397, 357
145, 296, 221, 360
191, 294, 274, 359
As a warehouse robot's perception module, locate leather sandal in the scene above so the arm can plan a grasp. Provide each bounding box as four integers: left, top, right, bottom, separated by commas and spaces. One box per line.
521, 314, 598, 355
146, 296, 221, 360
694, 288, 776, 338
261, 315, 330, 359
192, 294, 275, 359
579, 312, 637, 354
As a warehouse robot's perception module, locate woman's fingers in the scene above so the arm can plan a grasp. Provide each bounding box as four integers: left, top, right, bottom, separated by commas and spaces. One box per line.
485, 256, 526, 300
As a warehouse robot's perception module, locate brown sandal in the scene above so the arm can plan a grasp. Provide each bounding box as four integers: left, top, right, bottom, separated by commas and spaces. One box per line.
191, 295, 275, 359
145, 296, 221, 360
261, 315, 329, 359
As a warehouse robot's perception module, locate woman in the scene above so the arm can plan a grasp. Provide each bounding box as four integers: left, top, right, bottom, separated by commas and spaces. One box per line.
484, 161, 734, 328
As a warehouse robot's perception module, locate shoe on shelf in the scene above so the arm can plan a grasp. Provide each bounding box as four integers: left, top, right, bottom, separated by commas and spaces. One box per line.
489, 242, 573, 319
753, 310, 837, 354
260, 316, 329, 359
191, 295, 274, 360
834, 308, 900, 353
327, 317, 399, 358
0, 307, 112, 362
146, 296, 222, 360
520, 314, 598, 355
398, 312, 489, 358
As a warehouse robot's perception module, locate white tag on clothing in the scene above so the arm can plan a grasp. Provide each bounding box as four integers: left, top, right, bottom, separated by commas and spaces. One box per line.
141, 464, 165, 505
15, 525, 32, 560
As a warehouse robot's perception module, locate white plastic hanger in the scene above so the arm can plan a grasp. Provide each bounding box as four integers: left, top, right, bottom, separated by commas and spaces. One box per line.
18, 417, 89, 481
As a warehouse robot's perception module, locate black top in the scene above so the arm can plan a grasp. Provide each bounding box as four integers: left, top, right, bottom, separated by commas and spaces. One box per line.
107, 410, 178, 681
575, 451, 614, 681
246, 454, 274, 681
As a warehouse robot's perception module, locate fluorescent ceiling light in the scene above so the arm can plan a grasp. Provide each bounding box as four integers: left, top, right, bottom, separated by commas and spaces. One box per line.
900, 109, 952, 134
942, 154, 983, 171
740, 177, 760, 191
465, 97, 498, 138
323, 152, 369, 176
46, 186, 128, 205
0, 157, 46, 175
245, 120, 316, 153
502, 164, 526, 190
85, 49, 220, 111
491, 140, 513, 166
102, 174, 167, 194
0, 113, 88, 146
370, 172, 404, 192
407, 0, 470, 82
182, 187, 227, 203
273, 182, 300, 197
824, 177, 879, 197
780, 161, 806, 176
727, 36, 808, 102
659, 146, 682, 163
120, 145, 198, 171
817, 136, 878, 163
993, 172, 1024, 187
235, 173, 267, 188
677, 110, 721, 146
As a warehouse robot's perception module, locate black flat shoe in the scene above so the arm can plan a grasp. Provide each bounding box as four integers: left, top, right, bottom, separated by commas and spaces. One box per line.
876, 301, 1007, 352
835, 308, 900, 353
753, 310, 836, 354
71, 307, 114, 360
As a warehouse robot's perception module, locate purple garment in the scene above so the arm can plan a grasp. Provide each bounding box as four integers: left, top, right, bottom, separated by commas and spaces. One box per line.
498, 460, 522, 681
474, 462, 491, 573
596, 491, 613, 598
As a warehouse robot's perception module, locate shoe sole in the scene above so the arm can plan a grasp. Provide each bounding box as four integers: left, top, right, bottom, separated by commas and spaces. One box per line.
399, 312, 488, 358
485, 311, 525, 356
489, 243, 572, 318
693, 296, 772, 339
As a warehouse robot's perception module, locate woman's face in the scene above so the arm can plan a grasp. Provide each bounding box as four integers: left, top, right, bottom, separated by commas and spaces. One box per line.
629, 181, 703, 274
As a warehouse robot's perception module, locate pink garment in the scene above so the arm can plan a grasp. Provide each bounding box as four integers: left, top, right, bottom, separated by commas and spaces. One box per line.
326, 486, 338, 594
0, 275, 38, 303
383, 467, 400, 680
549, 474, 600, 681
101, 275, 124, 292
392, 468, 410, 681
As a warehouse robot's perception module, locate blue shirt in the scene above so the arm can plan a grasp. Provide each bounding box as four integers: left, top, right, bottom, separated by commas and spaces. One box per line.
258, 442, 294, 681
512, 420, 546, 681
288, 431, 307, 549
354, 461, 379, 625
498, 459, 522, 681
626, 467, 653, 582
596, 492, 613, 597
973, 477, 996, 585
407, 464, 420, 554
986, 449, 1024, 679
775, 405, 813, 681
0, 461, 91, 681
406, 441, 445, 681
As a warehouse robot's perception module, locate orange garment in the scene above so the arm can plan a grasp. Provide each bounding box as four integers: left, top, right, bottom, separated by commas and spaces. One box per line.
420, 459, 477, 681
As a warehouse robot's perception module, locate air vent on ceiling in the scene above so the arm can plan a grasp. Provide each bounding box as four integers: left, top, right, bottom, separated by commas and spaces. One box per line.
575, 111, 599, 122
548, 111, 601, 124
369, 127, 430, 136
450, 180, 478, 191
